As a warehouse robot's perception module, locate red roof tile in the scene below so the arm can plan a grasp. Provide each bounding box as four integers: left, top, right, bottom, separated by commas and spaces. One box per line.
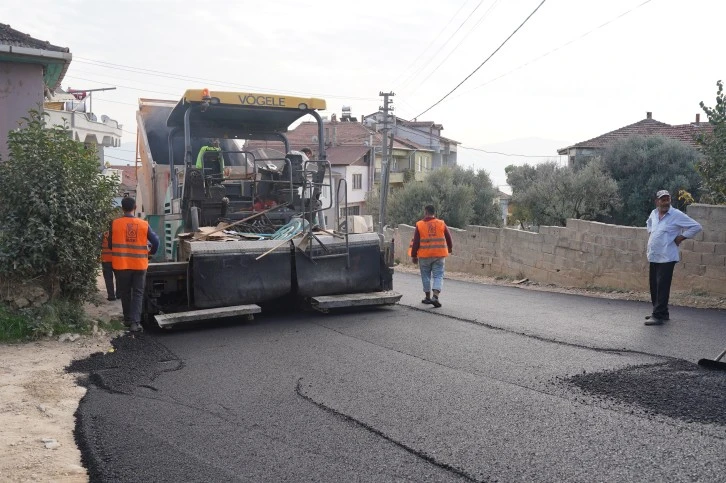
559, 115, 712, 153
326, 145, 371, 166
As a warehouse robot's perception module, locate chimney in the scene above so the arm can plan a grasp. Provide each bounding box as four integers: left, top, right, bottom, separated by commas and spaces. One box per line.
696, 113, 700, 123
646, 112, 652, 119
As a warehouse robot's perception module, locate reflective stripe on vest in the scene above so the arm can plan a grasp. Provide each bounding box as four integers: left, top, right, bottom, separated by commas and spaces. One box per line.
111, 217, 150, 270
415, 219, 449, 258
101, 231, 112, 262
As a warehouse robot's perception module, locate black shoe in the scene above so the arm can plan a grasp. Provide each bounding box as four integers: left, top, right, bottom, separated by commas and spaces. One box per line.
421, 298, 433, 304
107, 296, 116, 301
645, 315, 669, 321
431, 296, 442, 308
644, 318, 665, 326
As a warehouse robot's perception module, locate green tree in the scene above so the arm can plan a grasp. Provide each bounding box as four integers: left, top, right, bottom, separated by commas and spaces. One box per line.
384, 166, 500, 228
452, 167, 502, 227
601, 135, 702, 225
0, 109, 118, 300
506, 161, 619, 227
696, 80, 726, 204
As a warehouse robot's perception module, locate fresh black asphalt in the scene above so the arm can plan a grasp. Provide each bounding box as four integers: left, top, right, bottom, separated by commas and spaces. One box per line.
69, 272, 726, 482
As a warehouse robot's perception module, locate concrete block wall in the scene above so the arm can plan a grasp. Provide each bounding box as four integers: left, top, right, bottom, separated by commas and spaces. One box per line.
392, 203, 726, 296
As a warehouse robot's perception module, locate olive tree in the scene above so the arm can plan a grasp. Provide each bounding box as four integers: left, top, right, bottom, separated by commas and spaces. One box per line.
601, 135, 702, 225
507, 160, 620, 227
384, 166, 500, 228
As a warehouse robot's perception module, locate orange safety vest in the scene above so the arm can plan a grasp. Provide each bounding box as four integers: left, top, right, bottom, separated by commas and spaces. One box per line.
415, 218, 449, 258
111, 216, 150, 270
407, 239, 413, 257
101, 231, 112, 263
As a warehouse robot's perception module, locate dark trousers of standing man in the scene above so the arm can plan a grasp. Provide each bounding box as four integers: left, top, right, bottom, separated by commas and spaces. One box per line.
649, 261, 676, 320
114, 269, 147, 326
101, 262, 117, 300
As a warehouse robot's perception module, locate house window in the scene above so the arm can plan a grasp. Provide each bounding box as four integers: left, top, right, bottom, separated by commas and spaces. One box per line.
340, 206, 360, 217
353, 173, 362, 190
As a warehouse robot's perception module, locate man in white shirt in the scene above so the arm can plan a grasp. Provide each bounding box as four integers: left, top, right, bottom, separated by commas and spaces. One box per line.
644, 190, 702, 325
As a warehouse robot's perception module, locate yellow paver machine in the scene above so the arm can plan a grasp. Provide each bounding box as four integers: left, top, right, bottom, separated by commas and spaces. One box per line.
135, 89, 401, 328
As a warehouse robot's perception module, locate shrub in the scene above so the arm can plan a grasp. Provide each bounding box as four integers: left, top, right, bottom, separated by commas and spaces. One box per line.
0, 109, 117, 301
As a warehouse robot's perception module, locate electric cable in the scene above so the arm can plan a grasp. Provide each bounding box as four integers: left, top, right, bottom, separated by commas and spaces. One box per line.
398, 0, 487, 91
456, 0, 655, 97
408, 0, 502, 94
415, 0, 547, 119
461, 146, 564, 157
392, 0, 473, 88
73, 57, 378, 102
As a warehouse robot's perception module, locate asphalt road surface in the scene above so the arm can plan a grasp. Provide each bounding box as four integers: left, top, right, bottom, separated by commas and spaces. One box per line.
70, 272, 726, 482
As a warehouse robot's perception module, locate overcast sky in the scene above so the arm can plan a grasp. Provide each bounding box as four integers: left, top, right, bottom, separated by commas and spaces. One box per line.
2, 0, 724, 186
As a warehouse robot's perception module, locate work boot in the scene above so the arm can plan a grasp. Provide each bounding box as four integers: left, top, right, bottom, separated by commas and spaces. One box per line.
129, 322, 143, 332
431, 295, 442, 308
421, 298, 433, 304
644, 318, 665, 326
645, 314, 669, 321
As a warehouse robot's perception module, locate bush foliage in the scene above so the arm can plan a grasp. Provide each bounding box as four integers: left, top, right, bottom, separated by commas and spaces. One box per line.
601, 135, 702, 225
696, 80, 726, 204
0, 109, 117, 301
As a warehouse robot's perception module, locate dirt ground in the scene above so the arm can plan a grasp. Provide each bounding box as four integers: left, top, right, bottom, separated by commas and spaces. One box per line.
0, 269, 723, 482
0, 279, 122, 483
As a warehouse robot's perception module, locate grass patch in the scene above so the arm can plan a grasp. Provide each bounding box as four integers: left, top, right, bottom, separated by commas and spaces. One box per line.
0, 305, 33, 341
0, 299, 94, 343
690, 288, 709, 297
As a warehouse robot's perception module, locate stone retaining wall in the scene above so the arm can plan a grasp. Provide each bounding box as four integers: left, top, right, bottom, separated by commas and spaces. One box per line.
391, 203, 726, 296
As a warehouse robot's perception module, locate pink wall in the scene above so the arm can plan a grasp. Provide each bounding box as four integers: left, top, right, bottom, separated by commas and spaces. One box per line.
0, 62, 44, 161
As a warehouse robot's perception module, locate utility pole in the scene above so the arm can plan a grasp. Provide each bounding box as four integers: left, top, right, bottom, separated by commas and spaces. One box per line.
378, 91, 395, 235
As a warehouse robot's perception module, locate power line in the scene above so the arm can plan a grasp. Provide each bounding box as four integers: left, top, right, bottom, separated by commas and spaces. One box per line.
390, 0, 471, 87
415, 0, 547, 119
457, 0, 655, 97
408, 0, 502, 94
73, 57, 378, 102
107, 147, 136, 153
104, 154, 134, 162
462, 145, 564, 157
397, 0, 486, 91
65, 74, 182, 97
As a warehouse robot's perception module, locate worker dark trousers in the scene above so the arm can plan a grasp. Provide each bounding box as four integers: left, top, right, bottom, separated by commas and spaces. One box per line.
649, 261, 676, 320
101, 262, 117, 299
114, 269, 147, 324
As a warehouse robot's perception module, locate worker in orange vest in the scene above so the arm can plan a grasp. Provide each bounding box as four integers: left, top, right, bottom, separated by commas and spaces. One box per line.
108, 197, 160, 332
100, 231, 117, 301
410, 204, 453, 308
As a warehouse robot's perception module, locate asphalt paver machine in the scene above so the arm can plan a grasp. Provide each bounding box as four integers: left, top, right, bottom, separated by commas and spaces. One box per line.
135, 89, 401, 328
